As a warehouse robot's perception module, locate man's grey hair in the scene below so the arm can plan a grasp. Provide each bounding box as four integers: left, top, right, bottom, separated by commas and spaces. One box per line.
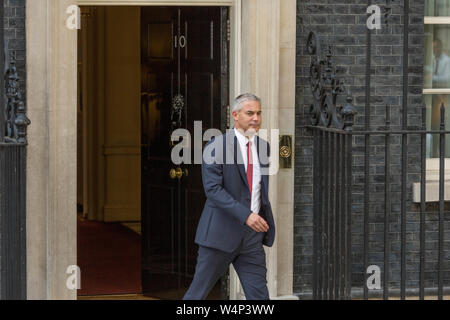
231, 93, 261, 113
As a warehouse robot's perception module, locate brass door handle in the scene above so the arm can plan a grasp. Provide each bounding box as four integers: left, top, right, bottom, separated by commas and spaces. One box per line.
170, 167, 189, 180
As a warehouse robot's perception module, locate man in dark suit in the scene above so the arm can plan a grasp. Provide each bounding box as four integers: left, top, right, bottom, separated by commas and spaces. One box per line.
183, 93, 276, 300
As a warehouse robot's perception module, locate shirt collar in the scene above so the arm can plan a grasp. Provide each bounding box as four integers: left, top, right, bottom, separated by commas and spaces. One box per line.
234, 127, 256, 146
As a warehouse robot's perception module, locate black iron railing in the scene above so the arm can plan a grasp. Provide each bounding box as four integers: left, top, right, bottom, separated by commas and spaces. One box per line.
0, 51, 29, 300
306, 30, 356, 300
310, 125, 353, 300
309, 104, 450, 300
307, 10, 450, 297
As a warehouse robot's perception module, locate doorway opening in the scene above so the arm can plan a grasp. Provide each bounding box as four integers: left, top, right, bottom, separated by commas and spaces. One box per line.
76, 5, 229, 300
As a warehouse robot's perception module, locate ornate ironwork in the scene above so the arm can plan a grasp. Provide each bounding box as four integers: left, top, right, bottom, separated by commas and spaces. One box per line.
171, 94, 184, 129
307, 31, 356, 130
4, 52, 30, 144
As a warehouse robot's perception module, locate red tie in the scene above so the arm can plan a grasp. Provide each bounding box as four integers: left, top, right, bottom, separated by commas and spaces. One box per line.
246, 141, 253, 198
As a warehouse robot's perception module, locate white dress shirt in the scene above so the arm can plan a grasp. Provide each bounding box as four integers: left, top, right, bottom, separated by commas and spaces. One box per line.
433, 53, 450, 87
234, 128, 262, 215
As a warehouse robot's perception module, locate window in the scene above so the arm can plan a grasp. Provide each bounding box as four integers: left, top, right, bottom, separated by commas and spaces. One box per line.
424, 0, 450, 158
414, 1, 450, 202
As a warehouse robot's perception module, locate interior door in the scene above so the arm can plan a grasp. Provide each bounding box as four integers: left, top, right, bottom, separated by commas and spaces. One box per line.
141, 6, 229, 300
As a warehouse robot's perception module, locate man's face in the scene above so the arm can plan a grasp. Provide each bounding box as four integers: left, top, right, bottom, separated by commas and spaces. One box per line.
232, 100, 262, 136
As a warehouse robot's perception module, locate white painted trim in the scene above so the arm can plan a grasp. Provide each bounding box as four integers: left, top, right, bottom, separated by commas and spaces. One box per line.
228, 1, 241, 301
424, 16, 450, 24
27, 0, 79, 300
228, 0, 284, 300
423, 89, 450, 94
413, 159, 450, 203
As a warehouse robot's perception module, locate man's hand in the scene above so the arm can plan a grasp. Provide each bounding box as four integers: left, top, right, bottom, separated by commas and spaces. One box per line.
246, 213, 269, 233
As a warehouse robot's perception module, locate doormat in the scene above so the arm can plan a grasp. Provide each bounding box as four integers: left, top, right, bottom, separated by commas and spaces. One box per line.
77, 219, 142, 296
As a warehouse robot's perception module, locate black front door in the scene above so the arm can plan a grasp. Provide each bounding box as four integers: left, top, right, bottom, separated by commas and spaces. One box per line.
141, 6, 229, 299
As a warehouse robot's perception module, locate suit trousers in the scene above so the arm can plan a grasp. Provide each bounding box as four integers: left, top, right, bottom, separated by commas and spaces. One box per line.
183, 225, 269, 300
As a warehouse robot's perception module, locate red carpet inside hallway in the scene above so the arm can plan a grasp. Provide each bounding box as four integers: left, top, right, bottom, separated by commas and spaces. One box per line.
77, 219, 142, 296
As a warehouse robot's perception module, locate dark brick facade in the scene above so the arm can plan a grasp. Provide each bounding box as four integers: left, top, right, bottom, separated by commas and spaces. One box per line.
294, 0, 449, 298
4, 0, 25, 98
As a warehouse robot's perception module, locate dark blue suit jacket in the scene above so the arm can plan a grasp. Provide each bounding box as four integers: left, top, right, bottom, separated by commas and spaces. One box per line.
194, 129, 276, 253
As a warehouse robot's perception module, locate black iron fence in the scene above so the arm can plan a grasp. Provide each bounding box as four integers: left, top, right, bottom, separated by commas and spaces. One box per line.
0, 143, 26, 299
308, 106, 450, 300
307, 25, 450, 299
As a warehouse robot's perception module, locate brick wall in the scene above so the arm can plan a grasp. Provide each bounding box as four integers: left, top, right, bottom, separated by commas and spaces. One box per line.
293, 0, 445, 298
